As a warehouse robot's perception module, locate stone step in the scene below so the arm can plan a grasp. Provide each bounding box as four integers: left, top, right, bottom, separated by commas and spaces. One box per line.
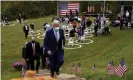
36, 69, 86, 80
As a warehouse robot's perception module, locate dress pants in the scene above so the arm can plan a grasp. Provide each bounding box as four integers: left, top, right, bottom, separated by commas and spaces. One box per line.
28, 57, 40, 71
49, 50, 64, 77
25, 31, 28, 39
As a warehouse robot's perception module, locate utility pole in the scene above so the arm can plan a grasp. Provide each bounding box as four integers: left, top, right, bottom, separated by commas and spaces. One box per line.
57, 1, 59, 17
103, 0, 106, 16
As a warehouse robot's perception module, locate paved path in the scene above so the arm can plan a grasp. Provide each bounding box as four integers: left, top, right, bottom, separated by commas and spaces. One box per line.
36, 69, 86, 80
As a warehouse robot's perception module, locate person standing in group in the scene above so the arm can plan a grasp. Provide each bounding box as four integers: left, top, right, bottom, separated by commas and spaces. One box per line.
120, 16, 124, 30
40, 46, 49, 69
76, 9, 79, 17
25, 37, 41, 73
94, 19, 99, 37
30, 23, 34, 31
22, 42, 30, 69
72, 20, 77, 32
96, 14, 101, 29
23, 23, 29, 39
86, 18, 92, 28
65, 17, 69, 26
22, 13, 27, 21
43, 20, 65, 78
18, 13, 22, 23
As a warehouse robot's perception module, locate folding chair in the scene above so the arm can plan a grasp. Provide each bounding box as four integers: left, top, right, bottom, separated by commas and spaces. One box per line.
68, 37, 74, 47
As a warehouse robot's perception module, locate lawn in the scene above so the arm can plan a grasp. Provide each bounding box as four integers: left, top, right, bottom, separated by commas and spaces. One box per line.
1, 16, 133, 80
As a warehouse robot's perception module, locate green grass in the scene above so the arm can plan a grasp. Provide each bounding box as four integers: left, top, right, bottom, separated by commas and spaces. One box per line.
1, 16, 133, 80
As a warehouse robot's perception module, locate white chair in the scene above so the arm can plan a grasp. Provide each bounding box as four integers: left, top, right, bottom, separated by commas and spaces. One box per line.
29, 29, 34, 36
68, 37, 74, 47
128, 22, 131, 28
65, 32, 69, 39
84, 28, 89, 36
81, 35, 85, 42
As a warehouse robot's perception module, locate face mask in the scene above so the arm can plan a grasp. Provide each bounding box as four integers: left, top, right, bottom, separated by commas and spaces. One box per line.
55, 27, 60, 31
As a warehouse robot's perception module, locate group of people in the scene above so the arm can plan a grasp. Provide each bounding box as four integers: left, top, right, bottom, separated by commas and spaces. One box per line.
110, 10, 133, 29
94, 14, 112, 36
1, 15, 9, 25
23, 23, 35, 39
21, 12, 114, 78
22, 20, 65, 78
18, 13, 27, 23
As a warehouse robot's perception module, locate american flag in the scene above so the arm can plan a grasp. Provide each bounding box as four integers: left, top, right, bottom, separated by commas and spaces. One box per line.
115, 58, 127, 77
107, 60, 115, 75
72, 63, 75, 73
92, 63, 96, 71
59, 2, 80, 15
77, 63, 81, 73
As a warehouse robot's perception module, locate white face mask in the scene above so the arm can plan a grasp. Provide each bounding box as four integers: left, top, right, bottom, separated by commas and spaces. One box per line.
55, 27, 60, 31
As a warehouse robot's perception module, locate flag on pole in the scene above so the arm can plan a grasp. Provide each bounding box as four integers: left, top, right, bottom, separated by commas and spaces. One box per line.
106, 60, 115, 75
77, 63, 81, 73
115, 58, 127, 77
59, 2, 80, 15
92, 63, 96, 71
72, 63, 75, 73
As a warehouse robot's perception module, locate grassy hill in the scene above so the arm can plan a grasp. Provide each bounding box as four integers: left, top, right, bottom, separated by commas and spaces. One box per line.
1, 16, 133, 80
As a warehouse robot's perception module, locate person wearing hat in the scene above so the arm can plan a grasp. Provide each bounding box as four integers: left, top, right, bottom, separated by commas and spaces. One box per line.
25, 37, 41, 73
43, 20, 65, 78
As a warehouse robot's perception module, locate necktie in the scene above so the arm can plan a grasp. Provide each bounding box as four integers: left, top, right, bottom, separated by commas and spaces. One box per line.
32, 43, 36, 56
55, 31, 59, 42
43, 47, 45, 55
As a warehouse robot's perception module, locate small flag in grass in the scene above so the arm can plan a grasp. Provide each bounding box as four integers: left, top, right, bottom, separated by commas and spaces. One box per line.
115, 58, 127, 77
72, 63, 75, 73
77, 63, 81, 73
106, 60, 115, 75
92, 63, 96, 71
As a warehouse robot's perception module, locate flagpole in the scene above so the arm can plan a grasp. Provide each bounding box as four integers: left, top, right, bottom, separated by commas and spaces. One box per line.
57, 0, 59, 17
125, 72, 126, 80
103, 0, 106, 17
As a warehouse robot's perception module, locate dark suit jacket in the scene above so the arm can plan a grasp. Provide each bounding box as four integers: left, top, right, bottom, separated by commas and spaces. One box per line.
69, 29, 75, 37
43, 28, 65, 54
22, 46, 26, 59
30, 24, 34, 30
25, 41, 40, 59
40, 47, 48, 57
23, 25, 29, 33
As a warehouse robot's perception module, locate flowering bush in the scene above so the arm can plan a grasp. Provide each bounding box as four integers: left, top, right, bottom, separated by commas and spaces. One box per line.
12, 61, 24, 71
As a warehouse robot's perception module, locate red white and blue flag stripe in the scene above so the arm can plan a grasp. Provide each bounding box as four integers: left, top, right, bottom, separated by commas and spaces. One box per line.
59, 2, 80, 15
115, 58, 127, 77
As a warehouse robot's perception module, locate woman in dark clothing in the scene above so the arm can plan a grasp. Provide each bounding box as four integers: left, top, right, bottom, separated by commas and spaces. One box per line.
69, 29, 75, 38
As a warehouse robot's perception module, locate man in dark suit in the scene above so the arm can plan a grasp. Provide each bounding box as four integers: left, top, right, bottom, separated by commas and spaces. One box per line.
40, 46, 48, 69
76, 9, 78, 17
30, 23, 34, 30
43, 20, 65, 78
25, 37, 41, 73
86, 18, 92, 28
22, 13, 27, 21
18, 13, 22, 23
96, 14, 101, 29
23, 23, 29, 39
22, 42, 30, 69
94, 19, 99, 37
